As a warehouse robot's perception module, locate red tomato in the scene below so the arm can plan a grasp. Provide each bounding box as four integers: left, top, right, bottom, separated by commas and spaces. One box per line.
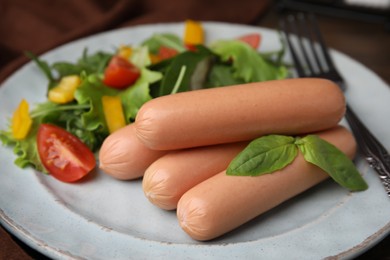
238, 33, 261, 49
184, 44, 197, 52
37, 124, 96, 182
103, 56, 141, 89
158, 46, 179, 60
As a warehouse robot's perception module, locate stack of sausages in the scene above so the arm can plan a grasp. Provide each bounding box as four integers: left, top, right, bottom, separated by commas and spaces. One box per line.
99, 78, 355, 241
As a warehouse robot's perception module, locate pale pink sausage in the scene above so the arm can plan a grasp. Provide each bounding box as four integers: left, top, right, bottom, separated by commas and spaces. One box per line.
99, 124, 168, 180
134, 78, 345, 150
143, 141, 249, 210
177, 126, 357, 241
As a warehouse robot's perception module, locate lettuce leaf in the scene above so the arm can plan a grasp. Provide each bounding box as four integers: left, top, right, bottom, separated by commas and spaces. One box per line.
210, 40, 287, 82
119, 68, 162, 120
0, 127, 44, 171
142, 33, 186, 53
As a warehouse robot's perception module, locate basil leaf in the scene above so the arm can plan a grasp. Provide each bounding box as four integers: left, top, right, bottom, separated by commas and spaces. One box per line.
296, 135, 368, 191
227, 135, 298, 176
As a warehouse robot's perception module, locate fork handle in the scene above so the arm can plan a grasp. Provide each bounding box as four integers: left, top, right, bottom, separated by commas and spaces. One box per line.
345, 105, 390, 195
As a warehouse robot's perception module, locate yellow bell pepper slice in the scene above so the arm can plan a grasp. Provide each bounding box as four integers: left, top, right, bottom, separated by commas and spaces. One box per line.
118, 45, 133, 60
149, 53, 161, 65
12, 99, 33, 140
102, 96, 126, 133
184, 20, 204, 46
48, 75, 81, 104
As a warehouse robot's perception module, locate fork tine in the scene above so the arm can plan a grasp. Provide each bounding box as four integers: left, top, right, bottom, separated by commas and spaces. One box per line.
307, 14, 336, 72
293, 14, 316, 76
308, 14, 346, 90
279, 17, 303, 77
298, 13, 326, 74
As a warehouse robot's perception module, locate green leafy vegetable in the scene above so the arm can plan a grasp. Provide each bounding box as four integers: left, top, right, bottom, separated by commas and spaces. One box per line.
0, 127, 43, 171
227, 135, 298, 176
2, 29, 290, 176
295, 135, 368, 191
142, 33, 186, 53
156, 47, 215, 96
119, 68, 163, 120
52, 49, 112, 78
210, 39, 287, 82
227, 134, 368, 191
205, 64, 245, 88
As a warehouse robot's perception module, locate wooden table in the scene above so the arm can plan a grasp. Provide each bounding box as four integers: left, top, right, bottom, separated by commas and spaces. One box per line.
256, 2, 390, 259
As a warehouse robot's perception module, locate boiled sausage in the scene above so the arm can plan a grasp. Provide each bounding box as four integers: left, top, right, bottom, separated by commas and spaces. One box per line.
99, 124, 167, 180
143, 141, 248, 210
135, 78, 345, 150
176, 126, 357, 241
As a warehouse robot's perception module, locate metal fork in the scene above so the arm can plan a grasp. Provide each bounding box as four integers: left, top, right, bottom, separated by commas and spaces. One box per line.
279, 12, 390, 196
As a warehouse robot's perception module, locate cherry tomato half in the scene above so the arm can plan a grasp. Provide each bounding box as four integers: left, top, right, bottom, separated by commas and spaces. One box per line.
158, 46, 179, 60
238, 33, 261, 49
37, 124, 96, 182
103, 56, 141, 89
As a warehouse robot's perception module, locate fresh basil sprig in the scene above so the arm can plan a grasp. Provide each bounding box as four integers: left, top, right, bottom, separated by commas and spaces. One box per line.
226, 134, 368, 191
227, 135, 298, 176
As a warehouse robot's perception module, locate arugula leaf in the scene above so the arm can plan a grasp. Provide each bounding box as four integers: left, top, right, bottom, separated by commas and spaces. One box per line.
52, 49, 112, 78
227, 135, 298, 176
25, 51, 55, 83
296, 135, 368, 191
27, 50, 113, 92
210, 40, 287, 82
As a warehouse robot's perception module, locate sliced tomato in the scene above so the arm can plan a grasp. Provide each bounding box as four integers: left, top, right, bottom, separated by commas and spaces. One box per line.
238, 33, 261, 49
37, 124, 96, 182
103, 56, 141, 89
158, 46, 179, 60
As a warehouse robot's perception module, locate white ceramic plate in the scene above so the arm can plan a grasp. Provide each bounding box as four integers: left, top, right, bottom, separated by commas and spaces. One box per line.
1, 22, 390, 260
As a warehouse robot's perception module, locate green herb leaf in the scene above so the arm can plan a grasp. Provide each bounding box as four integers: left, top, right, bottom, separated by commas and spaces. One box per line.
227, 135, 298, 176
158, 48, 214, 96
52, 50, 112, 77
205, 63, 245, 88
142, 33, 186, 53
296, 135, 368, 191
74, 74, 118, 135
0, 129, 33, 168
25, 51, 55, 82
209, 40, 288, 82
119, 68, 162, 121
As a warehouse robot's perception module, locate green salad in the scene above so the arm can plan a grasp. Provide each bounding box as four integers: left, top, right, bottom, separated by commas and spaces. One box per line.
0, 21, 288, 181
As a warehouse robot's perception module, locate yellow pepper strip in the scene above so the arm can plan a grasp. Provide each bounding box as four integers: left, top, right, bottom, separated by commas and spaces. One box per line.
149, 53, 161, 64
118, 45, 133, 59
184, 20, 204, 46
12, 99, 33, 140
48, 75, 81, 104
102, 95, 126, 133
